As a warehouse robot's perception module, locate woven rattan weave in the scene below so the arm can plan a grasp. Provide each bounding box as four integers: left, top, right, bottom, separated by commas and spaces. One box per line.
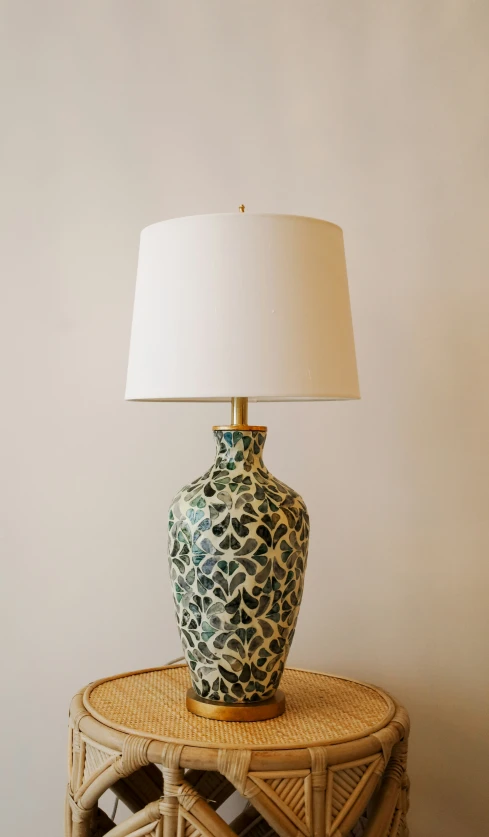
85, 666, 395, 749
66, 665, 410, 837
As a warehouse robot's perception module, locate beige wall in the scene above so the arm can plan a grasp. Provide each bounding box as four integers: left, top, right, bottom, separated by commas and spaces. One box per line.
1, 2, 489, 835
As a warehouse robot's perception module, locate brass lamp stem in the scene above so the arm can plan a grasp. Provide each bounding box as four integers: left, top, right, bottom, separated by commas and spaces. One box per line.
231, 397, 248, 426
214, 398, 265, 432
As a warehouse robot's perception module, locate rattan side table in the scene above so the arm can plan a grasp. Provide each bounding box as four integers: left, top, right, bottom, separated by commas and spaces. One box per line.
66, 664, 410, 837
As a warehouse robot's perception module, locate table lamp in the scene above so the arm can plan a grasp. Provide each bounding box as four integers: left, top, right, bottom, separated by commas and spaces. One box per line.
126, 209, 359, 721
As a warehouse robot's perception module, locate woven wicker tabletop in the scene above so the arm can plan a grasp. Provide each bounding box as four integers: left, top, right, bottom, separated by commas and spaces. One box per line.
84, 664, 395, 750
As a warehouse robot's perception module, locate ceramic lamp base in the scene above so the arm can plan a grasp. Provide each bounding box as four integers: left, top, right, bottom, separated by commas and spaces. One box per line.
186, 688, 286, 722
169, 428, 309, 710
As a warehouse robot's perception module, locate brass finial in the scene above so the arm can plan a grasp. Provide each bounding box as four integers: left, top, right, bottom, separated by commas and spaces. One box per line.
239, 204, 245, 213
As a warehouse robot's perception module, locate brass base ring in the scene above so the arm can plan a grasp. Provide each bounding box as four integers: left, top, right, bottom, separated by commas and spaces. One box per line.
186, 688, 286, 722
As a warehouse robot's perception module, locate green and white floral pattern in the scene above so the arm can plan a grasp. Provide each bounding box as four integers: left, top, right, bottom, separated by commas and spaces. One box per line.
168, 429, 309, 704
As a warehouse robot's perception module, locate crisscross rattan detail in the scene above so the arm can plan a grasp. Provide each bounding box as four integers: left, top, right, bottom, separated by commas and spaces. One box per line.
66, 665, 410, 837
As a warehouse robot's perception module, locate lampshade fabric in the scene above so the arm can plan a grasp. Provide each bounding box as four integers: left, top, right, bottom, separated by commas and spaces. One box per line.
125, 213, 359, 401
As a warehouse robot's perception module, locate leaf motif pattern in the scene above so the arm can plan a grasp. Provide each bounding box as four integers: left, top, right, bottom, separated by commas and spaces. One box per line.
168, 429, 309, 703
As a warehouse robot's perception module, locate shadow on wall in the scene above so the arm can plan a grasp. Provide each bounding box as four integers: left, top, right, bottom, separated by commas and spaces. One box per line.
401, 281, 489, 835
409, 685, 489, 835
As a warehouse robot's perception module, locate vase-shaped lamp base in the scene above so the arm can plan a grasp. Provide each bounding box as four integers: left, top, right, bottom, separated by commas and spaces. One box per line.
186, 688, 286, 722
170, 422, 309, 714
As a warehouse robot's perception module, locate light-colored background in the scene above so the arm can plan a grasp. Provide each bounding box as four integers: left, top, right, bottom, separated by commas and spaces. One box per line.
1, 2, 488, 835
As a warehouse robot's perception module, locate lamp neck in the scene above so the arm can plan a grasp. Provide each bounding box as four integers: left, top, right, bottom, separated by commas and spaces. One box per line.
213, 427, 267, 472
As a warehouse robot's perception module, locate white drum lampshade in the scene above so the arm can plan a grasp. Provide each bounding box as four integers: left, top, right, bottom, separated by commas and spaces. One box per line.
125, 213, 359, 402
